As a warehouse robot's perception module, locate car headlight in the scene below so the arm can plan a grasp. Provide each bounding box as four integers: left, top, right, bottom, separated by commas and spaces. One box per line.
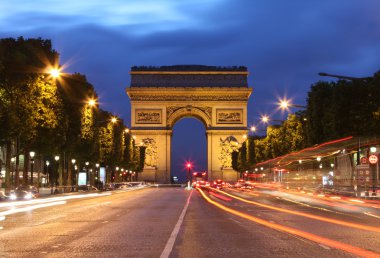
10, 193, 17, 200
24, 193, 32, 199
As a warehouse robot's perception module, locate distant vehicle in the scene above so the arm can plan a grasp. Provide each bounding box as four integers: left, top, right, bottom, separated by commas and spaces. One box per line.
78, 185, 98, 191
9, 185, 39, 200
192, 172, 207, 187
212, 179, 225, 189
193, 180, 208, 188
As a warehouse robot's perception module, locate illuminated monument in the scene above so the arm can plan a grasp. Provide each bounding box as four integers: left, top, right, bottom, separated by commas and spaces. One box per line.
126, 65, 252, 183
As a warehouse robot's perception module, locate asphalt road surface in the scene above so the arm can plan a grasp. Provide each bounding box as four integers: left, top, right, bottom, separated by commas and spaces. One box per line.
1, 186, 379, 257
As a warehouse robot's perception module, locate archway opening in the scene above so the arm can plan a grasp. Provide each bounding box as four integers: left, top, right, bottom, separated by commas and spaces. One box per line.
171, 118, 207, 183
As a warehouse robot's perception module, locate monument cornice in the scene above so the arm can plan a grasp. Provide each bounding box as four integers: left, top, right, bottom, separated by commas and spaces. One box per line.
130, 71, 249, 75
126, 87, 252, 101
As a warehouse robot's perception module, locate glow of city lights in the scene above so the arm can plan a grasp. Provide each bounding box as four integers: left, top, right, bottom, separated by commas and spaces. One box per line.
88, 98, 96, 106
213, 189, 380, 233
49, 68, 61, 78
279, 99, 289, 109
197, 188, 379, 258
111, 117, 117, 123
261, 115, 269, 123
125, 128, 130, 133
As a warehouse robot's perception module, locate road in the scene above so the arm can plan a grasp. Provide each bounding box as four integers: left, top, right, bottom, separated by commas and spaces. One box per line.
1, 185, 380, 257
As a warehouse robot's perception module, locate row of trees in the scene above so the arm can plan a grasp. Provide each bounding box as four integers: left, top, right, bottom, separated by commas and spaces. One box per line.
0, 37, 145, 189
233, 71, 380, 173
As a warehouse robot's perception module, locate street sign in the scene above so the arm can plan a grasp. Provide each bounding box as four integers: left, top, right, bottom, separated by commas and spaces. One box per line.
356, 164, 371, 187
369, 154, 378, 165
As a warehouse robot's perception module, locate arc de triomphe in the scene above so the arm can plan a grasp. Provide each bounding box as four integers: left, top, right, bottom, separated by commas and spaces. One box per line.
126, 65, 252, 183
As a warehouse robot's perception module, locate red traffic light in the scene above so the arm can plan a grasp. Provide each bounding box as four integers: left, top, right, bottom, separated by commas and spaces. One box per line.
186, 163, 191, 168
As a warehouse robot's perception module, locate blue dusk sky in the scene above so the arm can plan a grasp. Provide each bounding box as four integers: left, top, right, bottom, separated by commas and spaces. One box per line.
1, 1, 380, 180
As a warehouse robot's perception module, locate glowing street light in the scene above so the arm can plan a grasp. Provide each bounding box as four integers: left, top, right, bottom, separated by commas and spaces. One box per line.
111, 117, 117, 123
49, 68, 61, 78
261, 115, 269, 123
124, 128, 130, 133
29, 151, 35, 185
278, 98, 306, 110
88, 98, 96, 107
250, 126, 256, 132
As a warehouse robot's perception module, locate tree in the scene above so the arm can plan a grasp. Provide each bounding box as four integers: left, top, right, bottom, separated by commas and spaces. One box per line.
0, 37, 59, 187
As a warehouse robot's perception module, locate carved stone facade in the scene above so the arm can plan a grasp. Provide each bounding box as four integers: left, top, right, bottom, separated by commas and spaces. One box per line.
135, 109, 162, 124
218, 136, 240, 169
126, 65, 252, 183
142, 138, 158, 167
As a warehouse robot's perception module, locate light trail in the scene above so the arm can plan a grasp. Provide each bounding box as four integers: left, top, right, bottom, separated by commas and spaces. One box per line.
198, 188, 380, 258
215, 189, 380, 233
0, 192, 111, 209
364, 212, 380, 219
0, 201, 66, 217
228, 188, 259, 196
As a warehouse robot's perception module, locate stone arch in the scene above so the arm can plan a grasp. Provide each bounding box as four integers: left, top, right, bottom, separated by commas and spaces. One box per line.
126, 65, 252, 183
167, 106, 212, 129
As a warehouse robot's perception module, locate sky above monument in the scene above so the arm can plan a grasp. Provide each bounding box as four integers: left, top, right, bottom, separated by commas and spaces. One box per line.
1, 0, 380, 179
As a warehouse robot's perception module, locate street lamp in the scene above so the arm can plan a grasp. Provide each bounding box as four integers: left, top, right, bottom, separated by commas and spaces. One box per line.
54, 155, 60, 193
71, 159, 76, 191
45, 160, 50, 187
29, 151, 35, 185
261, 115, 269, 124
95, 163, 99, 187
261, 115, 283, 125
278, 98, 306, 110
87, 98, 96, 107
49, 68, 61, 78
318, 72, 372, 82
85, 161, 89, 185
11, 157, 15, 187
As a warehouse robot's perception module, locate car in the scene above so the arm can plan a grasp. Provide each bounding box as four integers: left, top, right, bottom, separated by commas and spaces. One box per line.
212, 179, 225, 189
9, 185, 39, 200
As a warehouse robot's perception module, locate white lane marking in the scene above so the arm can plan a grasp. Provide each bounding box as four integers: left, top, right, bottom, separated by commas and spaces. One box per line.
230, 218, 241, 224
160, 190, 193, 258
40, 251, 48, 254
319, 244, 331, 250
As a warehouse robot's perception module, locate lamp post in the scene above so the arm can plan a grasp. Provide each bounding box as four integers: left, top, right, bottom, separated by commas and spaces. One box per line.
71, 159, 76, 191
29, 151, 35, 185
85, 161, 89, 185
95, 163, 99, 188
10, 157, 15, 188
318, 72, 372, 82
250, 126, 256, 135
45, 160, 50, 187
54, 155, 60, 194
278, 99, 306, 110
